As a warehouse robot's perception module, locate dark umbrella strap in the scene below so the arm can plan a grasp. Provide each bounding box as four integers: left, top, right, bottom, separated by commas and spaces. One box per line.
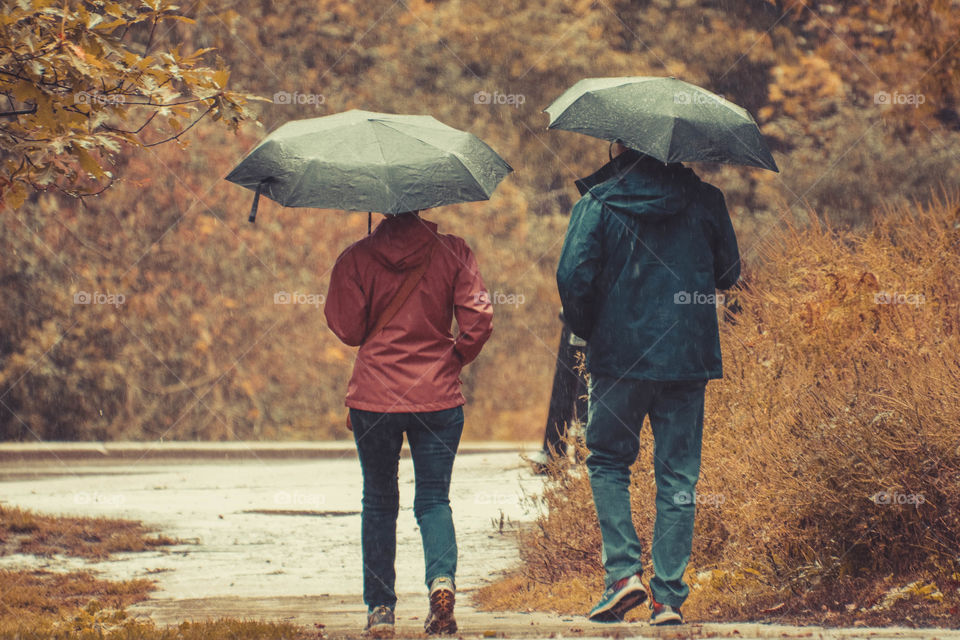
248, 182, 263, 224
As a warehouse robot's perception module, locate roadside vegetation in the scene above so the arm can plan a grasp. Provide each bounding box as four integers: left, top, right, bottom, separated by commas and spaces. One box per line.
4, 0, 960, 442
0, 507, 311, 639
476, 196, 960, 627
0, 505, 177, 559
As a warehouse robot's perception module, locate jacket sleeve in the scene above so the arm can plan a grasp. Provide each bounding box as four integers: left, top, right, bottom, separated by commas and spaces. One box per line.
556, 195, 603, 341
324, 248, 368, 347
452, 240, 493, 366
710, 190, 741, 290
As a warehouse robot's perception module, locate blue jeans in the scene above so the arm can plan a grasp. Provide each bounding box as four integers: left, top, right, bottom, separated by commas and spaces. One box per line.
350, 406, 464, 611
585, 376, 706, 608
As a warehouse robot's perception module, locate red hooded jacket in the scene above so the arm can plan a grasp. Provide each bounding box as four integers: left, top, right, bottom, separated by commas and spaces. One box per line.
325, 214, 493, 413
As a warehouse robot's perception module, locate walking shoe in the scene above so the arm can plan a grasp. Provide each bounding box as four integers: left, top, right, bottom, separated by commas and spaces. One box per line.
424, 576, 457, 635
587, 573, 648, 622
649, 596, 683, 626
364, 605, 395, 638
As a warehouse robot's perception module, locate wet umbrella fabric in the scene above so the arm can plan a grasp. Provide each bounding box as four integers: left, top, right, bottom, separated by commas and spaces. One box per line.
225, 109, 513, 222
545, 76, 778, 172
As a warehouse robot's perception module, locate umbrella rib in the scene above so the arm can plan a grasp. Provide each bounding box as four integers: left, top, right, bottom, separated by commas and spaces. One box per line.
367, 120, 399, 209
374, 120, 454, 148
282, 156, 318, 207
444, 151, 488, 199
371, 121, 492, 208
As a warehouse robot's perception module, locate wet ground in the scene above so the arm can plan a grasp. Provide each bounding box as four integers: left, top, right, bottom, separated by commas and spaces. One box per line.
1, 443, 957, 639
0, 444, 537, 602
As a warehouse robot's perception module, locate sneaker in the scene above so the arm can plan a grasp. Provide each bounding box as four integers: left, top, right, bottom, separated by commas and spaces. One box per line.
424, 576, 457, 635
364, 605, 395, 638
588, 573, 648, 622
649, 596, 683, 626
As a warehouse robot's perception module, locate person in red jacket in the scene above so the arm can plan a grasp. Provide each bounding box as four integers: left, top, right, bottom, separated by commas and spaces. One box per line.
325, 211, 493, 638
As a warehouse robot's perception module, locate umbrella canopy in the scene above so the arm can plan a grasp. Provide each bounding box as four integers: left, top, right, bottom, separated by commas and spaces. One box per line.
226, 109, 513, 222
545, 76, 779, 172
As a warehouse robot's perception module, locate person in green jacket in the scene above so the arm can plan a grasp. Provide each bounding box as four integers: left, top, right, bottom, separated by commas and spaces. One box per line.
556, 143, 740, 626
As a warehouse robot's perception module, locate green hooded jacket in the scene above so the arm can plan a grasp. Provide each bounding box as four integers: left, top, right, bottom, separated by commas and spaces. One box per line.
556, 150, 740, 381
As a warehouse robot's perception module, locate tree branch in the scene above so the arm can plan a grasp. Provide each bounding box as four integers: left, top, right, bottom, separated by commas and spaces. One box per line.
142, 104, 213, 147
0, 105, 38, 118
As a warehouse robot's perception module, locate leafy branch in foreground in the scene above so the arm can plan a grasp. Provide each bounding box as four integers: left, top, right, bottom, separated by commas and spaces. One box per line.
0, 0, 267, 208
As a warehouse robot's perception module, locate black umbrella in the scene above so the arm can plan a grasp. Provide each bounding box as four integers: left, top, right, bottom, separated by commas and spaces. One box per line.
226, 109, 513, 223
545, 76, 778, 172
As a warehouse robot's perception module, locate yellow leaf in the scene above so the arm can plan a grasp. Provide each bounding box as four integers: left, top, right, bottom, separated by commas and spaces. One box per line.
74, 147, 105, 179
3, 183, 27, 210
212, 69, 230, 89
12, 81, 40, 103
95, 18, 128, 32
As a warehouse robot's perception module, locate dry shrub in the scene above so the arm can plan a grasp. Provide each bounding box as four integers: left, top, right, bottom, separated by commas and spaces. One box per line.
0, 506, 177, 559
0, 569, 306, 638
6, 0, 960, 443
0, 569, 153, 635
0, 508, 307, 639
477, 195, 960, 625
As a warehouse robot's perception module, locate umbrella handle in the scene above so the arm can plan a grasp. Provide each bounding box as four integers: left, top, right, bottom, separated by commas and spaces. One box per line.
248, 182, 263, 224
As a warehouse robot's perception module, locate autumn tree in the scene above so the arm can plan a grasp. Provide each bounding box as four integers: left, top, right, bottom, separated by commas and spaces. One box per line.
0, 0, 263, 209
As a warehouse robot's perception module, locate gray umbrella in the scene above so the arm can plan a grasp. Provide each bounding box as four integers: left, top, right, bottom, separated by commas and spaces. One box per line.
226, 109, 513, 222
545, 76, 779, 172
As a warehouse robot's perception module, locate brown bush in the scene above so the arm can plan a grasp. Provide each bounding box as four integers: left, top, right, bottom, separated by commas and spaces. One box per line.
477, 195, 960, 625
5, 0, 960, 442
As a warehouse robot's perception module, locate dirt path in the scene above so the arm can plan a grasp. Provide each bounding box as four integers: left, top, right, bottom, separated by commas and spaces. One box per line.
0, 445, 536, 599
0, 443, 956, 639
131, 593, 960, 639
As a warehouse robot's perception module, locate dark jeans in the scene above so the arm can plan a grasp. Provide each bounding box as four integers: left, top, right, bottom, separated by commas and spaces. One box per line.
585, 376, 706, 608
350, 406, 464, 611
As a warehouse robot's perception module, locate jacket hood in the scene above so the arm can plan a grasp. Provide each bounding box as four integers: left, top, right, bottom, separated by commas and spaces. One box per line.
366, 213, 438, 271
575, 149, 697, 219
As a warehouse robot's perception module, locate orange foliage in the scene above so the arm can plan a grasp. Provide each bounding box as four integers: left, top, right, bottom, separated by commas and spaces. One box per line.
3, 0, 960, 442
